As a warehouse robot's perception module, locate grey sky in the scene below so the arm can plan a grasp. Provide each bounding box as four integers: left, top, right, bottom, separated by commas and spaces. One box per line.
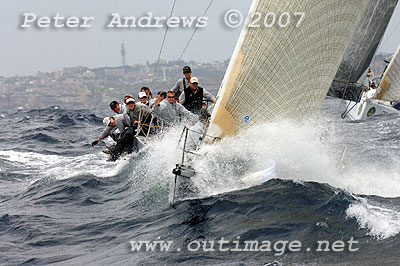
1, 0, 399, 77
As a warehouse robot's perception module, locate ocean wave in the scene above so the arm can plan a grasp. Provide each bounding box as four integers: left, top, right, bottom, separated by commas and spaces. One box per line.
346, 197, 400, 240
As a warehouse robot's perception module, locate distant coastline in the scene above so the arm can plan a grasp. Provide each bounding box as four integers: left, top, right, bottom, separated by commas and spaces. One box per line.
0, 52, 393, 111
0, 59, 229, 111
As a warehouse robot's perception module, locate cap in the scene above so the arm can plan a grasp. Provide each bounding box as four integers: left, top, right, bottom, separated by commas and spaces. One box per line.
103, 117, 111, 126
183, 66, 191, 73
126, 98, 135, 104
123, 94, 133, 102
138, 92, 147, 98
190, 77, 199, 84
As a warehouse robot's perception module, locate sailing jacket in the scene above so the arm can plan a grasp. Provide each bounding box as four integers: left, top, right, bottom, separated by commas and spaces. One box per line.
124, 103, 152, 124
179, 87, 216, 113
98, 114, 131, 140
153, 100, 198, 124
171, 77, 190, 98
118, 103, 127, 114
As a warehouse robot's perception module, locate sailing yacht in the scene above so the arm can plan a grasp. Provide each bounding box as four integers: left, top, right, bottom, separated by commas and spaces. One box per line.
343, 45, 400, 120
328, 0, 399, 101
171, 0, 396, 201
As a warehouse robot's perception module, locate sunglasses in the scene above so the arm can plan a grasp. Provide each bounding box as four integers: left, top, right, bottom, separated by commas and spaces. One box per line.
167, 96, 175, 99
183, 71, 191, 74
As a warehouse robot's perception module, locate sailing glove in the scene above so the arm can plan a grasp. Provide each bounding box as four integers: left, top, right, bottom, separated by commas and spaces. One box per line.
91, 140, 99, 147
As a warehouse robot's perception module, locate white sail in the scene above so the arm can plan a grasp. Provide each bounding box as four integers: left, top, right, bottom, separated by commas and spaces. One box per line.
377, 45, 400, 102
207, 0, 370, 139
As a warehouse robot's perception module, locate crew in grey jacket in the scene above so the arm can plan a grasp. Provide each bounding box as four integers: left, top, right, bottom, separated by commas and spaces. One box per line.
91, 114, 139, 161
91, 114, 130, 146
153, 91, 198, 125
171, 66, 192, 99
124, 97, 153, 136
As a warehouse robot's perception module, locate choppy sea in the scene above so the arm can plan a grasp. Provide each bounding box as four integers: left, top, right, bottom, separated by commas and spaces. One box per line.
0, 97, 399, 266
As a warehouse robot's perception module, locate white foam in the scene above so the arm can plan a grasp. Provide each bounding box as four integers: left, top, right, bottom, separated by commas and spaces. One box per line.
187, 119, 400, 198
346, 197, 400, 239
0, 150, 128, 182
162, 118, 400, 242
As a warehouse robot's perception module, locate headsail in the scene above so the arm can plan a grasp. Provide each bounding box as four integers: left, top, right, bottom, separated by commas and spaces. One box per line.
329, 0, 399, 101
376, 45, 400, 101
207, 0, 370, 139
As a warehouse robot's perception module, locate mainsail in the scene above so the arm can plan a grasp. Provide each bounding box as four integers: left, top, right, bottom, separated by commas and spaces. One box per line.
329, 0, 399, 101
207, 0, 371, 139
376, 45, 400, 101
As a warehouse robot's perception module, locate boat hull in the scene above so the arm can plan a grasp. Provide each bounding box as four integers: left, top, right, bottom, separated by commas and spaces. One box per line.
345, 99, 399, 120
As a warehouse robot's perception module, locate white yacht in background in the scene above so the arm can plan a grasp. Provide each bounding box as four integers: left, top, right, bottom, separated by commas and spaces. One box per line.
344, 45, 400, 120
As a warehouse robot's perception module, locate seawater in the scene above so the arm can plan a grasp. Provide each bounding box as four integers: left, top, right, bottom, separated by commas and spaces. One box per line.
0, 97, 399, 265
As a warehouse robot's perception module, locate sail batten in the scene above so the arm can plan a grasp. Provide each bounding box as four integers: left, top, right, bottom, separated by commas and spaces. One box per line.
208, 0, 370, 139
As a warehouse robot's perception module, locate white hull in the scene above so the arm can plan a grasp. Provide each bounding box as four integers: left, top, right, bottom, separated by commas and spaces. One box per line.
345, 99, 399, 120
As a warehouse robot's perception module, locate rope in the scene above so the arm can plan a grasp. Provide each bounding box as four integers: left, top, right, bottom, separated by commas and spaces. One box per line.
139, 123, 170, 129
177, 0, 214, 62
150, 0, 177, 88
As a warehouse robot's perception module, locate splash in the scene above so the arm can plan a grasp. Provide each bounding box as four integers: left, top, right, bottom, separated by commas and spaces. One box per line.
184, 118, 400, 198
0, 150, 129, 182
346, 197, 400, 239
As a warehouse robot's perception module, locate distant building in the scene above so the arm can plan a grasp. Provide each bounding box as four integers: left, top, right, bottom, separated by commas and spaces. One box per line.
82, 70, 94, 78
105, 68, 125, 76
63, 66, 89, 75
54, 70, 63, 79
36, 71, 50, 78
162, 68, 167, 82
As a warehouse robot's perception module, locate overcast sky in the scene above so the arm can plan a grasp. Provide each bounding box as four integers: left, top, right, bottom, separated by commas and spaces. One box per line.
1, 0, 399, 77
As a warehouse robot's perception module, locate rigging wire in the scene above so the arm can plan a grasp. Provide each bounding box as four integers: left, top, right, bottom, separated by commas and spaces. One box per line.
150, 0, 214, 86
150, 0, 177, 88
177, 0, 214, 63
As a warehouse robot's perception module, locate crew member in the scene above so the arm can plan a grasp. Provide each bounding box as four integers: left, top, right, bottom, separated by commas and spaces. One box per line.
171, 66, 192, 100
140, 87, 152, 100
149, 91, 167, 108
123, 94, 134, 111
153, 91, 198, 125
91, 114, 138, 161
179, 77, 216, 114
109, 100, 127, 114
124, 98, 152, 136
138, 91, 150, 107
